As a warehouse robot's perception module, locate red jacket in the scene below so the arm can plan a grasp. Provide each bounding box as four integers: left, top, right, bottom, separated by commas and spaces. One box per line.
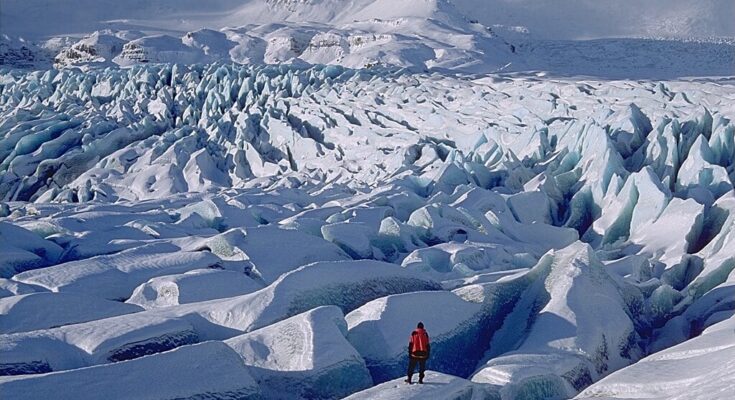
408, 328, 430, 359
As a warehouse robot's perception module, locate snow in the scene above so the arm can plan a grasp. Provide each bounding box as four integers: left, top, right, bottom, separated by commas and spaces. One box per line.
346, 290, 487, 382
13, 246, 221, 301
191, 259, 442, 333
471, 243, 643, 399
126, 269, 262, 309
225, 306, 373, 399
0, 311, 199, 374
0, 292, 141, 334
344, 370, 491, 400
0, 341, 261, 400
1, 0, 733, 77
576, 315, 735, 400
187, 226, 351, 284
0, 18, 735, 398
0, 221, 63, 277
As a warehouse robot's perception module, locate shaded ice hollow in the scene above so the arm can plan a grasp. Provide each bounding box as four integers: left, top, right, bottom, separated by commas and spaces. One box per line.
0, 20, 734, 399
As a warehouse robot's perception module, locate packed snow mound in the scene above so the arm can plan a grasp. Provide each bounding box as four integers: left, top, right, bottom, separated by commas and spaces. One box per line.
0, 341, 262, 400
0, 292, 141, 334
13, 246, 221, 301
344, 370, 493, 400
0, 278, 45, 298
183, 226, 351, 284
0, 259, 439, 376
576, 314, 735, 400
225, 306, 372, 399
0, 221, 63, 277
126, 269, 262, 309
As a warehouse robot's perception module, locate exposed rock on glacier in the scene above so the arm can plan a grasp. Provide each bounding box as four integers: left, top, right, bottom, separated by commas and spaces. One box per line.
225, 306, 372, 399
53, 31, 127, 68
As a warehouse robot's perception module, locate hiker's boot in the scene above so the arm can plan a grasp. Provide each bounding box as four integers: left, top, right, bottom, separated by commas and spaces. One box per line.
404, 376, 412, 384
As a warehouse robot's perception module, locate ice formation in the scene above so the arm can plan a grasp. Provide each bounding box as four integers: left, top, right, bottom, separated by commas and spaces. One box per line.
0, 56, 734, 399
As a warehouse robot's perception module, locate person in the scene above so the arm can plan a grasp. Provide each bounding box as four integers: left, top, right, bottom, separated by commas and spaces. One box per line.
405, 321, 430, 384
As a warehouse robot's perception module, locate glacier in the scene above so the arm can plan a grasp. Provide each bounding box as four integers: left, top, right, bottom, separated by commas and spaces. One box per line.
1, 32, 735, 400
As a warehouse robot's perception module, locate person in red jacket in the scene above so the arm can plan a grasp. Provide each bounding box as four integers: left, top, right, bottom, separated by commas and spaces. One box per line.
405, 321, 430, 384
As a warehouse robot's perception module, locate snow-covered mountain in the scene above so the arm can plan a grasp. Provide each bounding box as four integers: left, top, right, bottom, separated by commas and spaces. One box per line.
4, 0, 734, 41
1, 0, 733, 77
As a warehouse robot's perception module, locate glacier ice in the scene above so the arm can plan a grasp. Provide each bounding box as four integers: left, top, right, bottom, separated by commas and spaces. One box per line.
0, 292, 141, 334
226, 306, 373, 399
1, 63, 734, 399
346, 290, 488, 382
344, 370, 493, 400
577, 314, 735, 400
0, 341, 262, 400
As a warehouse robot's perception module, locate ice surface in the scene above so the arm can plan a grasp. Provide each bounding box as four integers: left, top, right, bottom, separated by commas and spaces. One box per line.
192, 259, 442, 333
126, 269, 262, 309
344, 370, 492, 400
225, 306, 372, 399
0, 341, 261, 399
577, 315, 735, 400
471, 243, 643, 399
346, 291, 487, 382
0, 292, 141, 334
0, 310, 199, 375
13, 246, 221, 301
1, 62, 734, 398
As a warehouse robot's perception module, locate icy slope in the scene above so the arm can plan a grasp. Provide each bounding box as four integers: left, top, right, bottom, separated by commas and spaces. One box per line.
1, 65, 735, 398
0, 341, 263, 400
576, 314, 735, 400
225, 306, 373, 399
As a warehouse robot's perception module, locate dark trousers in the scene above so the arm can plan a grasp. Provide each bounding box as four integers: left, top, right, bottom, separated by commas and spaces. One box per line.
407, 357, 426, 381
